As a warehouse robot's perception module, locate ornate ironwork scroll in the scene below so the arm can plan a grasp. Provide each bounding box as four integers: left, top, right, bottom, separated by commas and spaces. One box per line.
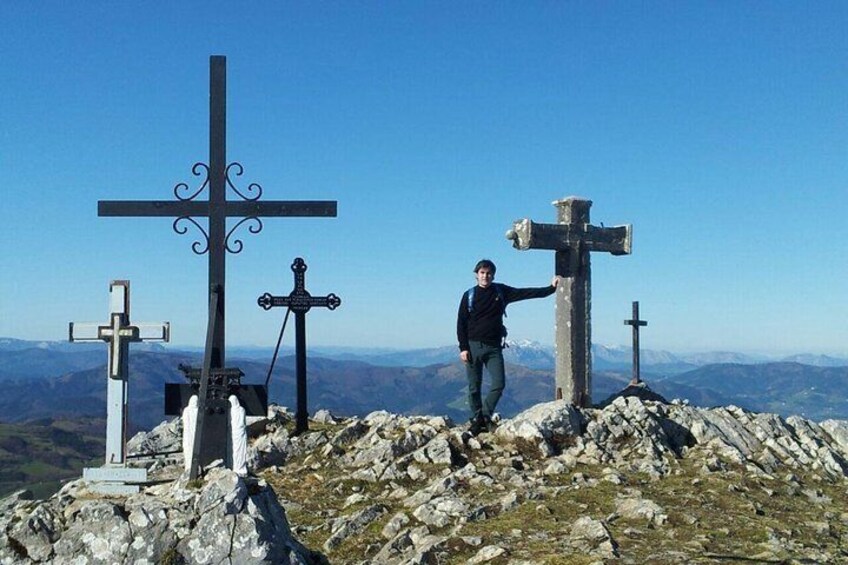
173, 216, 210, 255
226, 162, 263, 201
170, 161, 268, 255
173, 162, 210, 201
225, 216, 263, 254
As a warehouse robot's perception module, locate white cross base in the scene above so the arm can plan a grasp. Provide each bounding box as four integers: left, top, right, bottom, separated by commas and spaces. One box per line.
69, 280, 169, 492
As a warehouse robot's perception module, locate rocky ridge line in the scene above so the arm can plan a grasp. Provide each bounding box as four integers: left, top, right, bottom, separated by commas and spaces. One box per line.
3, 397, 848, 563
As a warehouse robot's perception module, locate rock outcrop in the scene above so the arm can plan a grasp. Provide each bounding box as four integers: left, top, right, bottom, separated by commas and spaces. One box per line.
0, 463, 322, 564
4, 397, 848, 563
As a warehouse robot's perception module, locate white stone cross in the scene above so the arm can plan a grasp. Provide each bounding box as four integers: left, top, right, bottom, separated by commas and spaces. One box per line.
69, 280, 168, 491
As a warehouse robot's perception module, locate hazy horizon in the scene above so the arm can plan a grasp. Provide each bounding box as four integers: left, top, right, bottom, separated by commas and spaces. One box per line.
4, 334, 847, 361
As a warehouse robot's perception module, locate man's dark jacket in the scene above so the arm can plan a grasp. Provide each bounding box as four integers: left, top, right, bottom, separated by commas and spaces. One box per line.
457, 283, 555, 352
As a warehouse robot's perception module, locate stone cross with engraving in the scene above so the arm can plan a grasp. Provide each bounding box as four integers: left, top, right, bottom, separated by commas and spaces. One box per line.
69, 280, 169, 494
507, 197, 631, 407
258, 257, 341, 434
624, 301, 648, 385
95, 56, 337, 476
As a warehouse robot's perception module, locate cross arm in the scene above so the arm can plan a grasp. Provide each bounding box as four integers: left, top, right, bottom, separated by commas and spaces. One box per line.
99, 201, 201, 217
258, 293, 289, 310
68, 321, 170, 341
99, 200, 337, 218
135, 322, 171, 341
237, 201, 337, 217
506, 219, 632, 255
69, 322, 105, 342
309, 294, 341, 310
258, 292, 341, 312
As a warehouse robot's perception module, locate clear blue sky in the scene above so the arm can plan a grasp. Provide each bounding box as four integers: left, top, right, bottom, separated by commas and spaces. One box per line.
2, 2, 846, 355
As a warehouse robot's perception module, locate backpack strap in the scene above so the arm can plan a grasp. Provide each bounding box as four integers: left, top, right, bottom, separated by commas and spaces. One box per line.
466, 284, 508, 316
495, 283, 507, 317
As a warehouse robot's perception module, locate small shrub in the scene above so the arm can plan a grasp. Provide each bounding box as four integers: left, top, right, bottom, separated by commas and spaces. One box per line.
160, 545, 185, 565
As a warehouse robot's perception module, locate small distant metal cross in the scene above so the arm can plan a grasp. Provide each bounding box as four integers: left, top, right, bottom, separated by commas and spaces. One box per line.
507, 197, 631, 407
69, 281, 168, 493
258, 257, 341, 434
624, 301, 648, 385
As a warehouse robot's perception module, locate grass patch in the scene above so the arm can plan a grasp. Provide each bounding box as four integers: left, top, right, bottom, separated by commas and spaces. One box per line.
0, 418, 105, 498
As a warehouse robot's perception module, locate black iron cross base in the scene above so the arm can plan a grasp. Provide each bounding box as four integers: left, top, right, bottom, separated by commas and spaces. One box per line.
164, 366, 268, 466
258, 257, 341, 434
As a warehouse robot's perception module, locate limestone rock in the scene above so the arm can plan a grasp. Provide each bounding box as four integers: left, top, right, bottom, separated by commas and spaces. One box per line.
312, 409, 339, 424
323, 504, 387, 552
596, 382, 669, 408
569, 516, 618, 558
496, 400, 583, 456
468, 544, 508, 563
127, 416, 182, 457
0, 468, 320, 565
381, 512, 410, 539
614, 496, 668, 526
411, 495, 469, 528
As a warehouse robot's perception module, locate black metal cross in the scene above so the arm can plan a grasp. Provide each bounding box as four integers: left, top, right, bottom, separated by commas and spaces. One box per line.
624, 301, 648, 385
258, 257, 341, 434
98, 56, 337, 371
96, 56, 336, 475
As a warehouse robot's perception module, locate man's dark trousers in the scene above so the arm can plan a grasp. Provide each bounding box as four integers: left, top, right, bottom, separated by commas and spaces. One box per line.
466, 340, 505, 420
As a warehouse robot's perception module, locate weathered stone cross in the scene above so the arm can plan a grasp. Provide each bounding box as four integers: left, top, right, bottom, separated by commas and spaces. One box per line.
70, 280, 169, 494
624, 301, 648, 385
96, 56, 337, 472
507, 197, 631, 407
258, 257, 341, 434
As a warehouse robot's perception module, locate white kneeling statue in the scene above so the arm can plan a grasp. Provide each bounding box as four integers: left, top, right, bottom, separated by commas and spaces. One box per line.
229, 395, 248, 477
181, 395, 198, 472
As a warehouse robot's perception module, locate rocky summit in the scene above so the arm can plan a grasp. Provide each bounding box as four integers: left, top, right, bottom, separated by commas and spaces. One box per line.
3, 397, 848, 563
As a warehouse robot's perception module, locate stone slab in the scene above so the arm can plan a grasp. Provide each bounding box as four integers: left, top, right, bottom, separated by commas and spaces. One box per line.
86, 482, 141, 495
83, 466, 148, 483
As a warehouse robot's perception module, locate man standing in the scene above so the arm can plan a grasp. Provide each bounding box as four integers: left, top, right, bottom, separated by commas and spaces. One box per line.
457, 259, 559, 435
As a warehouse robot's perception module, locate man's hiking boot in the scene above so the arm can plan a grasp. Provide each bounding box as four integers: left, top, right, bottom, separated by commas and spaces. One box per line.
485, 416, 498, 433
469, 415, 486, 436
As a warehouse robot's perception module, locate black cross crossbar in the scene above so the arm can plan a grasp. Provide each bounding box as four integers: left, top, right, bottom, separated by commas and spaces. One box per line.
99, 200, 336, 217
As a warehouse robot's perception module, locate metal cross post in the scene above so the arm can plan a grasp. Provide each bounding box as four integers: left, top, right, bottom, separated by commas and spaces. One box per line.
258, 257, 341, 434
624, 301, 648, 385
69, 280, 169, 494
507, 197, 631, 407
96, 56, 337, 470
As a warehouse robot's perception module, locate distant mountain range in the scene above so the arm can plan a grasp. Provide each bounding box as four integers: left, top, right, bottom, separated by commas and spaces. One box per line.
312, 341, 848, 373
2, 338, 848, 429
208, 340, 848, 373
654, 362, 848, 421
5, 336, 847, 373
